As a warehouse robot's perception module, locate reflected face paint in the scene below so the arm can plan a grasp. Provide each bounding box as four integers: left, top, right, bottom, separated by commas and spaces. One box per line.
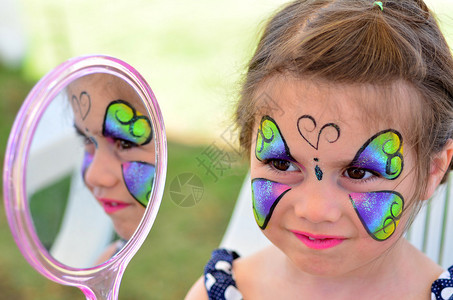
252, 178, 291, 229
81, 151, 94, 177
349, 191, 404, 241
103, 100, 152, 146
349, 129, 405, 241
101, 100, 154, 206
122, 161, 155, 207
253, 116, 293, 229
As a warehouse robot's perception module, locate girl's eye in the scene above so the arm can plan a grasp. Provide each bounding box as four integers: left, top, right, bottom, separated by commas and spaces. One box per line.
344, 167, 374, 180
77, 136, 95, 154
270, 159, 298, 172
84, 137, 94, 146
116, 139, 138, 150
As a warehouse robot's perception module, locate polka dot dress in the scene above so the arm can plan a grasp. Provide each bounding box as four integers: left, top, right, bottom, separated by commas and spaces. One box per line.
432, 266, 453, 300
204, 248, 453, 299
204, 249, 243, 300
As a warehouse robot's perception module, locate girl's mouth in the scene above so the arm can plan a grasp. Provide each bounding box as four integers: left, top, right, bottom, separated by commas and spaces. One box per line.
98, 198, 130, 214
291, 231, 346, 250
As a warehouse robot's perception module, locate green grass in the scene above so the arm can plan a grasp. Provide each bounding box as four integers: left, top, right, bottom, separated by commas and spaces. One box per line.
29, 176, 71, 250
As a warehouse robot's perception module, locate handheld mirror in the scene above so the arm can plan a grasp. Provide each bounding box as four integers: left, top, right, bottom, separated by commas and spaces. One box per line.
3, 55, 167, 299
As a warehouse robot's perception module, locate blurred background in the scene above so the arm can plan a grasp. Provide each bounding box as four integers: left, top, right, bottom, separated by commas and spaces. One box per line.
1, 0, 453, 299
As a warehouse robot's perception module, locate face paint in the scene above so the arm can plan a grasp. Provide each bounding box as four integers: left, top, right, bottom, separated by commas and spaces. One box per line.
255, 115, 293, 162
122, 161, 155, 207
103, 100, 152, 145
253, 116, 293, 229
297, 115, 341, 181
72, 91, 91, 121
351, 129, 403, 180
89, 136, 98, 148
349, 191, 404, 241
349, 129, 405, 241
314, 158, 323, 180
81, 151, 93, 177
252, 178, 291, 229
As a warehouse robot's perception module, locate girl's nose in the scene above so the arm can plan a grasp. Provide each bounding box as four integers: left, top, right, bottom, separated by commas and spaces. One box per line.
84, 148, 119, 189
292, 182, 342, 224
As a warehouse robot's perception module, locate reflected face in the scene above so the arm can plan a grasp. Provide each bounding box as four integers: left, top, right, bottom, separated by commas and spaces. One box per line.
69, 74, 155, 240
250, 77, 416, 276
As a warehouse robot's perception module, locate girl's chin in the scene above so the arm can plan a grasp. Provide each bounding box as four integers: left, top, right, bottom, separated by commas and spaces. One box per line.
112, 219, 142, 240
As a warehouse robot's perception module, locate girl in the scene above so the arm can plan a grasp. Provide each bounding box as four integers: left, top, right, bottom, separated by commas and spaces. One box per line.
186, 0, 453, 299
68, 73, 155, 263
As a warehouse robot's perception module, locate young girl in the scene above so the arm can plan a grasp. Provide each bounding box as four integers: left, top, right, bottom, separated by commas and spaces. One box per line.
186, 0, 453, 299
68, 73, 155, 263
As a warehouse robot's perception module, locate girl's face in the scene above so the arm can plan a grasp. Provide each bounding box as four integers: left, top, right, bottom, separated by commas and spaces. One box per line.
69, 74, 156, 240
250, 76, 417, 276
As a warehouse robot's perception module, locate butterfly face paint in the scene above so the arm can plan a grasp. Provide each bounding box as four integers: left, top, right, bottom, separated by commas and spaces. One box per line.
80, 135, 97, 177
122, 161, 155, 207
255, 115, 293, 162
349, 129, 405, 241
253, 116, 293, 229
81, 151, 94, 177
103, 100, 153, 146
351, 129, 403, 180
252, 178, 291, 229
349, 191, 404, 241
102, 100, 154, 206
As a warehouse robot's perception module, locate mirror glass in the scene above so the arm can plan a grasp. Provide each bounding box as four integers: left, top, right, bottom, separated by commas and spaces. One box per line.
4, 55, 166, 300
26, 73, 156, 268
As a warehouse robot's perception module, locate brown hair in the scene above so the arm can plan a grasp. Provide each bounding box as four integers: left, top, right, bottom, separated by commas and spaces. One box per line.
235, 0, 453, 219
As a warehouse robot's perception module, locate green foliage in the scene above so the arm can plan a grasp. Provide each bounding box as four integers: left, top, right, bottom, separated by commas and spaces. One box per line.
29, 176, 71, 249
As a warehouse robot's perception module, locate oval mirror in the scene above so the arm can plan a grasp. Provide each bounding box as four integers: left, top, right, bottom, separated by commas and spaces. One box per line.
3, 55, 167, 300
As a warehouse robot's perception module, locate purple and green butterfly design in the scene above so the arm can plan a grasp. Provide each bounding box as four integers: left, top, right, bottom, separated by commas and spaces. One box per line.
251, 116, 404, 241
82, 100, 155, 207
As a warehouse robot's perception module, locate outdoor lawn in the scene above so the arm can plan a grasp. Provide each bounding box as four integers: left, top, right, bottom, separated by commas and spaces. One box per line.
1, 0, 453, 299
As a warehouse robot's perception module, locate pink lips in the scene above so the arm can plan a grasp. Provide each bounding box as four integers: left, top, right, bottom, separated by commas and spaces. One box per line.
98, 198, 130, 214
291, 231, 345, 250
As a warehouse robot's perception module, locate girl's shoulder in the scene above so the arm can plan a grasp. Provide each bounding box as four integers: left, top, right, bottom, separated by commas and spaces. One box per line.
197, 246, 278, 300
431, 265, 453, 300
185, 248, 240, 300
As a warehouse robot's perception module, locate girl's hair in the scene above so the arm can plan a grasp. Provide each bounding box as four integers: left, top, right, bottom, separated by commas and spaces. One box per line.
235, 0, 453, 221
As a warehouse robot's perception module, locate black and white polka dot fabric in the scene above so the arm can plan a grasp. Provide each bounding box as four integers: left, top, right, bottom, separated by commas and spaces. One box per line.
204, 249, 243, 300
204, 248, 452, 299
432, 266, 453, 300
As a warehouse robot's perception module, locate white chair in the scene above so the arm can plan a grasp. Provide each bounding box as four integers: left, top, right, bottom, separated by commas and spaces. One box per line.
221, 172, 453, 269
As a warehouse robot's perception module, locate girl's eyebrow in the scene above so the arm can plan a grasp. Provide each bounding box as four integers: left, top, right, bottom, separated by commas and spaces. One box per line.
73, 124, 87, 137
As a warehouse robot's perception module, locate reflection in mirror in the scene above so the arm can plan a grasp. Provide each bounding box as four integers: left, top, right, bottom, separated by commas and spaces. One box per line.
26, 73, 155, 268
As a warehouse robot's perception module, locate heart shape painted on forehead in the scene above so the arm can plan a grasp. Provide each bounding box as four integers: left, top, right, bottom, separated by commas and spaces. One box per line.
297, 115, 341, 150
72, 91, 91, 120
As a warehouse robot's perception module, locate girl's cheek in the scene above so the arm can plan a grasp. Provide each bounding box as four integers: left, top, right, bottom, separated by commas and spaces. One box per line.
251, 178, 291, 229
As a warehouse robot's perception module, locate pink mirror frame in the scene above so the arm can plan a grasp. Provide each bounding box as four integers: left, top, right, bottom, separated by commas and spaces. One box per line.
2, 55, 167, 300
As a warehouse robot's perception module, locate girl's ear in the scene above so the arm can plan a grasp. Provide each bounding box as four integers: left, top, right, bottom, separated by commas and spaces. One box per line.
423, 139, 453, 200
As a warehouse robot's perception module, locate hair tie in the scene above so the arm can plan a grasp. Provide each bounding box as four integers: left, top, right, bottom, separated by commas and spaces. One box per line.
373, 1, 384, 11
